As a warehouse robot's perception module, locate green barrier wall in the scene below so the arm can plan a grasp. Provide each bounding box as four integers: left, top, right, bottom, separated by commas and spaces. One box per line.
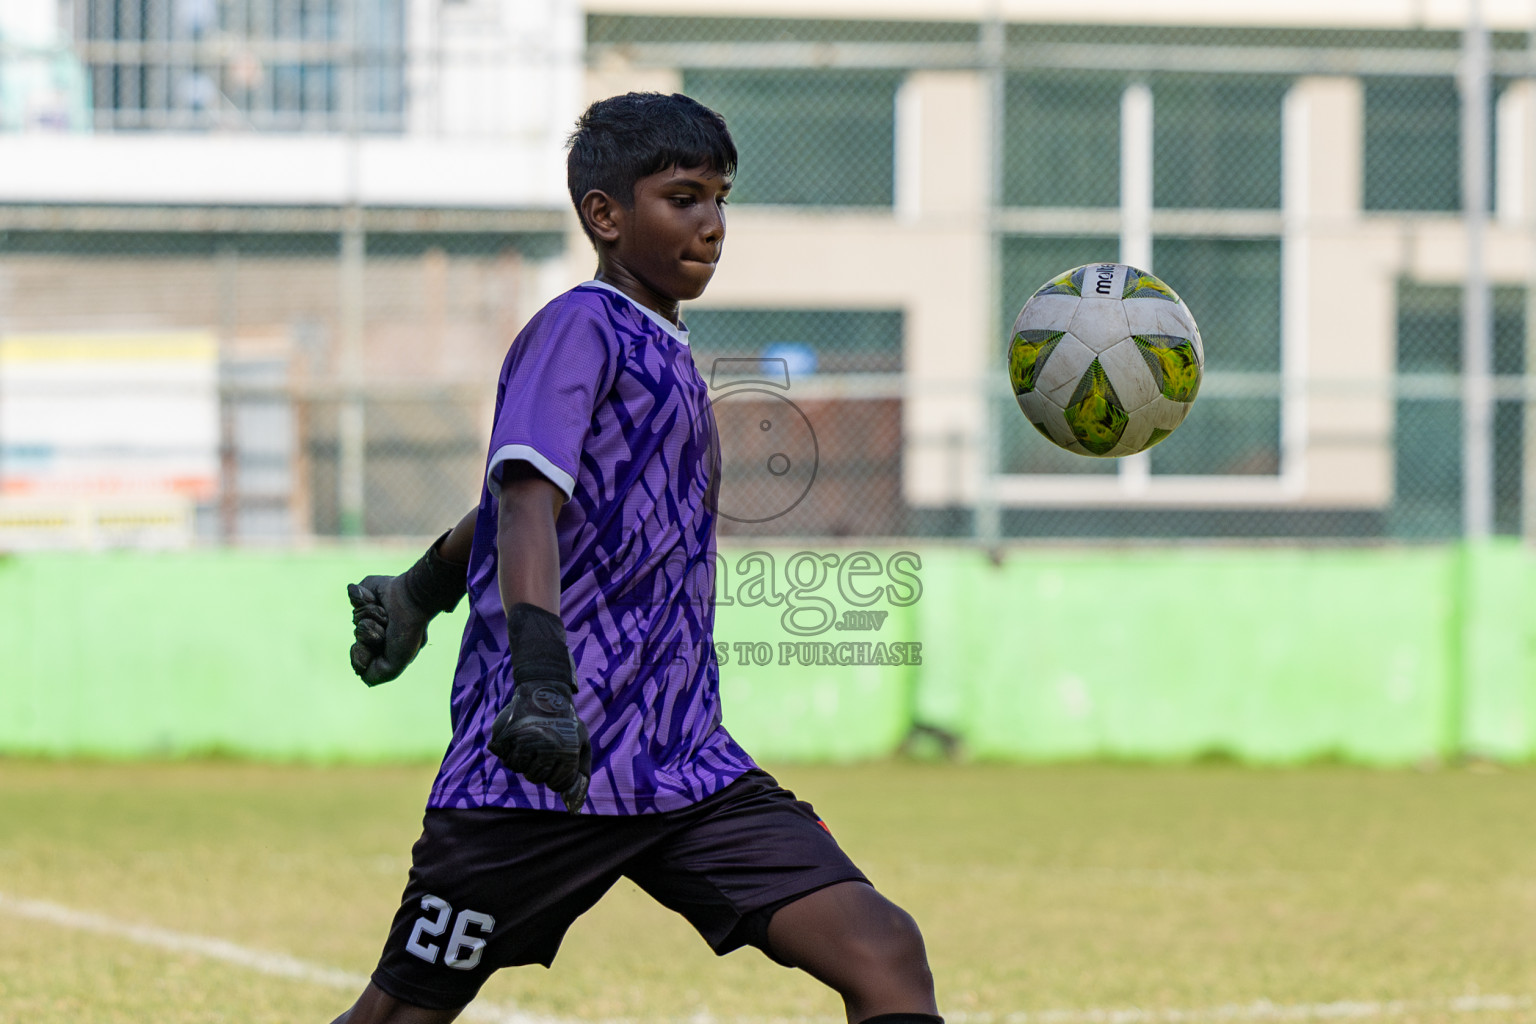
1, 544, 1532, 764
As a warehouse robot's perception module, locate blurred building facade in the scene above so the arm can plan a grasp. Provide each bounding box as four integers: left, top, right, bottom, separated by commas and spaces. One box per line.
0, 0, 1533, 545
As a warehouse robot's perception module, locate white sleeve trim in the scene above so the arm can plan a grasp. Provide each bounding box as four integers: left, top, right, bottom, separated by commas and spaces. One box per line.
487, 444, 576, 499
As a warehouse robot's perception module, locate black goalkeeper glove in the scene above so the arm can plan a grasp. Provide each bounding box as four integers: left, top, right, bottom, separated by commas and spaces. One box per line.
487, 603, 591, 814
347, 531, 467, 686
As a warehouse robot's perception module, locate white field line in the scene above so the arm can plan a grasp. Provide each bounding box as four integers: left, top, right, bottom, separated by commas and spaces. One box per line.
0, 892, 1529, 1024
0, 892, 547, 1024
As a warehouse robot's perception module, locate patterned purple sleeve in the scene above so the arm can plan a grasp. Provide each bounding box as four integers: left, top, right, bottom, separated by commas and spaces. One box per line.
485, 297, 619, 499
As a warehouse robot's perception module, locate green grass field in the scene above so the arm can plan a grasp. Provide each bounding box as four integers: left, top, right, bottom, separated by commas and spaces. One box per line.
1, 759, 1532, 1024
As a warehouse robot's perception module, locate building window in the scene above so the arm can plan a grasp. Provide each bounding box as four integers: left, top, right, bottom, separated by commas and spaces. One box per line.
998, 69, 1289, 499
1364, 77, 1461, 212
681, 70, 901, 207
79, 0, 405, 131
1150, 237, 1281, 476
1391, 283, 1526, 538
687, 309, 901, 374
1003, 73, 1121, 208
1154, 75, 1286, 210
687, 308, 904, 537
1003, 73, 1286, 211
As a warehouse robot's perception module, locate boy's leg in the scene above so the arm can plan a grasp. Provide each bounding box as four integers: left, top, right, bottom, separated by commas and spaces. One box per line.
329, 981, 464, 1024
764, 881, 937, 1024
625, 770, 938, 1024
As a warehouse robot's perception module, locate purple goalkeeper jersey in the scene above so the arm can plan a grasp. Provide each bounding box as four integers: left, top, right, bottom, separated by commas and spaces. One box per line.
428, 281, 757, 815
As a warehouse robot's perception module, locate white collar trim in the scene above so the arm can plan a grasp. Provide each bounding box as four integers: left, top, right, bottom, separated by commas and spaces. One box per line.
579, 280, 690, 346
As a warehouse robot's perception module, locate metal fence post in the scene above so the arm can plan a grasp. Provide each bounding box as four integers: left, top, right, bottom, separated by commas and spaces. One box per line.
1524, 20, 1536, 544
337, 0, 367, 538
1119, 81, 1154, 494
975, 7, 1005, 548
1460, 0, 1493, 540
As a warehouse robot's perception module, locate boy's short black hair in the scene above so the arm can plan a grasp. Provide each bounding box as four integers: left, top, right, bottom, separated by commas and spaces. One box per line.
567, 92, 737, 239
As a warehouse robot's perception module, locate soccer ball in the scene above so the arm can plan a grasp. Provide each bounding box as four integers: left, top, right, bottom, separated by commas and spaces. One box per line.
1008, 262, 1203, 457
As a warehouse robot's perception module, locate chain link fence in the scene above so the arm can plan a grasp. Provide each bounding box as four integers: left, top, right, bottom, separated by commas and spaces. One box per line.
2, 8, 1535, 546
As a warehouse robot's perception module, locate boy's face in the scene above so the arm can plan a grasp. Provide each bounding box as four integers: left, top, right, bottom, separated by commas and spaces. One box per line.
591, 163, 731, 311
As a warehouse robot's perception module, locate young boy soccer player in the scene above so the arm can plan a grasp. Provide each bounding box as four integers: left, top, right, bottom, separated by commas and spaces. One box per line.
335, 92, 941, 1024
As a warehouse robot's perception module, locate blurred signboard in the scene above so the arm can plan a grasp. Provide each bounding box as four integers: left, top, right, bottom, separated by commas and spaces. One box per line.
0, 330, 217, 548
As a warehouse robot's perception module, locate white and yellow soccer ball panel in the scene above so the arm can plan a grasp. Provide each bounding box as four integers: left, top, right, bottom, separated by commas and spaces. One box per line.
1007, 262, 1204, 458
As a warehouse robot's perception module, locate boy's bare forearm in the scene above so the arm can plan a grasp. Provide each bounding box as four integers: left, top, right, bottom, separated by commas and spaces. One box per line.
496, 468, 564, 617
435, 507, 479, 565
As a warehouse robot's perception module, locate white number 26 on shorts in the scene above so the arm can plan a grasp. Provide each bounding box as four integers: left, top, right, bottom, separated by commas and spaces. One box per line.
405, 894, 496, 970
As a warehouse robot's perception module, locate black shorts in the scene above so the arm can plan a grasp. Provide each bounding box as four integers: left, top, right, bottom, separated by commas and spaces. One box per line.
371, 769, 868, 1010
